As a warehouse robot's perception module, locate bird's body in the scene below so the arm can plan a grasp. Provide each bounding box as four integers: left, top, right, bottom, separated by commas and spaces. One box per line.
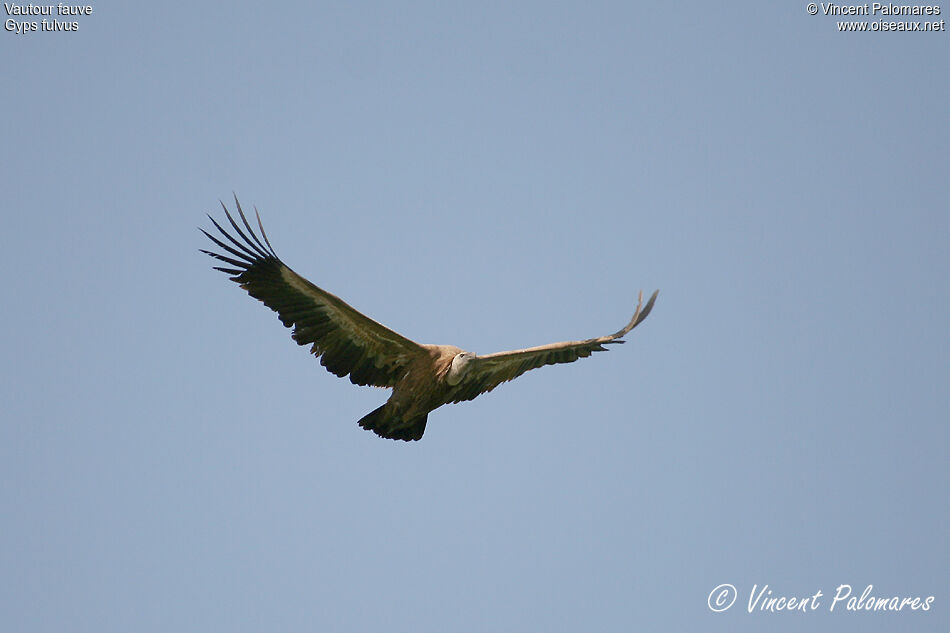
358, 344, 462, 440
201, 199, 657, 441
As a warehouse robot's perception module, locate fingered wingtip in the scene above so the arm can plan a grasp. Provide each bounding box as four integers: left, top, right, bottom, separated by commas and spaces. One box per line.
611, 288, 659, 339
640, 289, 659, 321
201, 196, 283, 282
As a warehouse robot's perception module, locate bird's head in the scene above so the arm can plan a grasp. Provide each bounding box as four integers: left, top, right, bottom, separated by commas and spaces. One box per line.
446, 351, 476, 386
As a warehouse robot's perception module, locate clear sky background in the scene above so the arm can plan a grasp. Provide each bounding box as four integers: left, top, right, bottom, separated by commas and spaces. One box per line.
1, 2, 947, 632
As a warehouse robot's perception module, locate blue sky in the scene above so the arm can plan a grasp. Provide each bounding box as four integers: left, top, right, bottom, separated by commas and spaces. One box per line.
2, 2, 947, 632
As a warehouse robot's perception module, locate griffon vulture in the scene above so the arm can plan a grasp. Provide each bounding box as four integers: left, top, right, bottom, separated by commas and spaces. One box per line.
201, 199, 658, 441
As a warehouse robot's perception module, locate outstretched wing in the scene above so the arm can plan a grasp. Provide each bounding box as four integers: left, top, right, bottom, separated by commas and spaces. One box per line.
201, 198, 426, 387
448, 290, 658, 402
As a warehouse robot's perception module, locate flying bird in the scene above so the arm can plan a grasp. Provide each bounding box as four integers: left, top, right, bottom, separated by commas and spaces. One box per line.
201, 199, 658, 441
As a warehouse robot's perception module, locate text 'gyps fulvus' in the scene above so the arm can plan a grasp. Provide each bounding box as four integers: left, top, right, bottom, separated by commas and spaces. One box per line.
201, 199, 658, 441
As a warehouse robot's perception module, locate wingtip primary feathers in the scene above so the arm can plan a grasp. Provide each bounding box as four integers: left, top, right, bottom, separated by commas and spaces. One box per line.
640, 288, 659, 322
608, 289, 659, 341
199, 197, 282, 281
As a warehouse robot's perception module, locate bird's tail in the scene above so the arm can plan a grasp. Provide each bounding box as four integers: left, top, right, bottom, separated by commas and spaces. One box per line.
357, 404, 428, 442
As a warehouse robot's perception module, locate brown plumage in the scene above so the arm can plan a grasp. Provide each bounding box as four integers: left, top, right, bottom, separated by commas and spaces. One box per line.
201, 198, 658, 441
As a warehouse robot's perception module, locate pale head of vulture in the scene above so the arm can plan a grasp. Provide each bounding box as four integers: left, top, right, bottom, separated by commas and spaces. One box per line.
447, 351, 477, 386
201, 197, 658, 441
